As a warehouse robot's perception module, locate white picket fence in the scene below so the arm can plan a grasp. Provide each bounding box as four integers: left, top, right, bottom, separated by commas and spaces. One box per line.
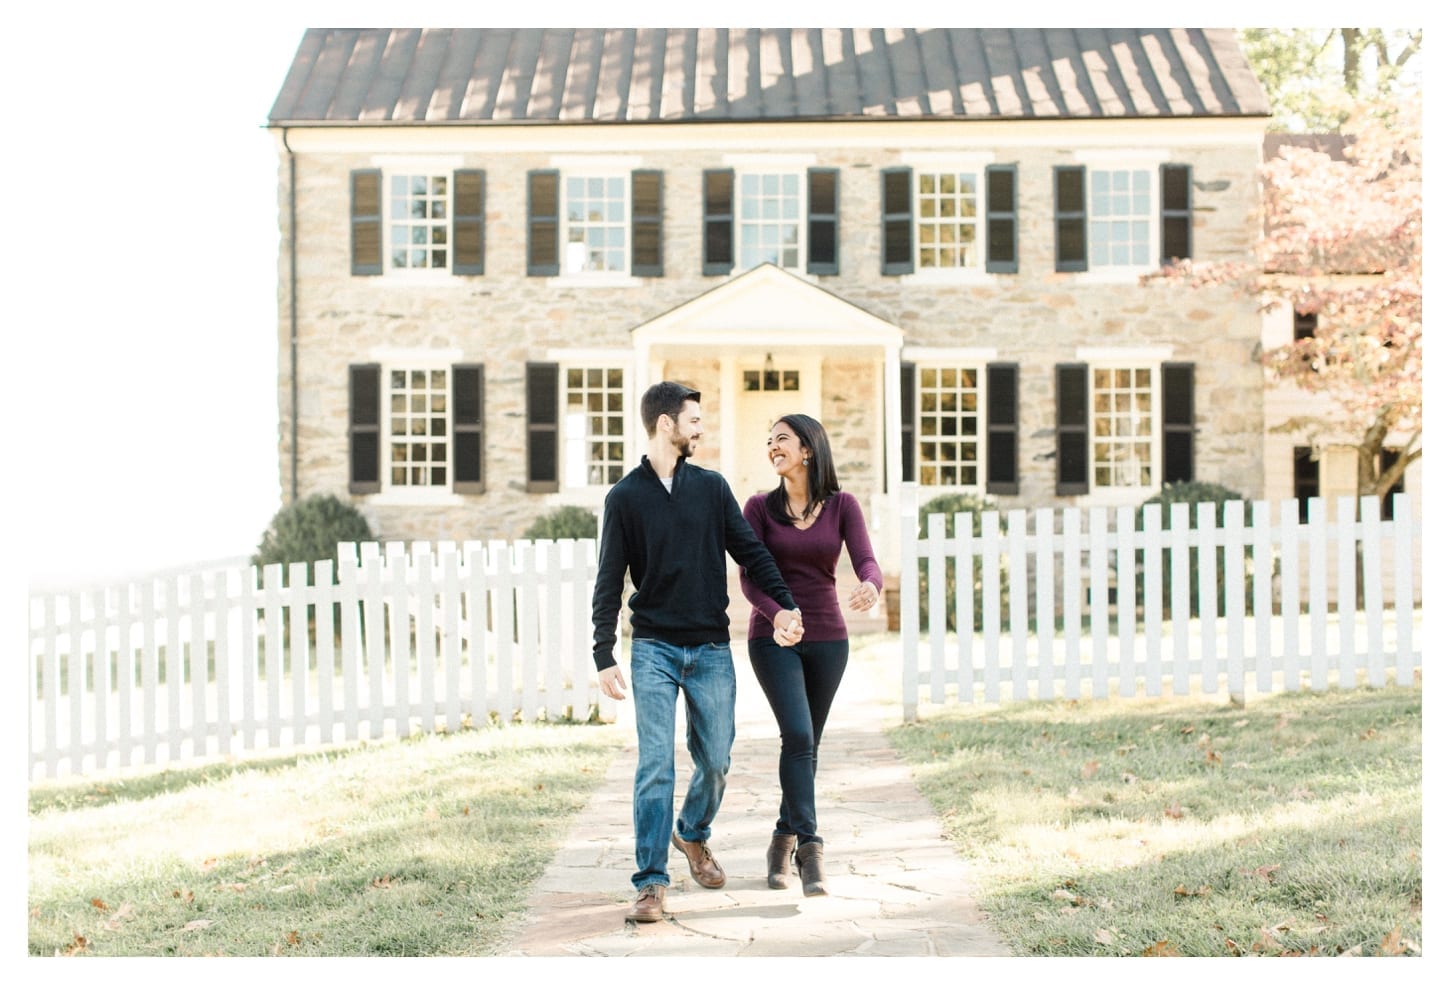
898, 489, 1421, 721
28, 539, 603, 780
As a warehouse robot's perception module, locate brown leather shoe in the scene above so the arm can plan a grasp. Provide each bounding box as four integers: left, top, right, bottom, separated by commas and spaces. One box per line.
627, 884, 666, 922
671, 831, 726, 888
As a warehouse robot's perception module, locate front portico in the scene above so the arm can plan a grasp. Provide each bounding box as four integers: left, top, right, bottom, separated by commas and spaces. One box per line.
630, 264, 906, 569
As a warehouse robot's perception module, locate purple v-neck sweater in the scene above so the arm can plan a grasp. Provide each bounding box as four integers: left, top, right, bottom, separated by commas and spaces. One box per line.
739, 491, 884, 642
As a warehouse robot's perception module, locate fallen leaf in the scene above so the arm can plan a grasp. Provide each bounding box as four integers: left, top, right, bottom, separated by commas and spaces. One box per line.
1164, 803, 1186, 819
1340, 944, 1364, 956
1360, 728, 1379, 740
1081, 760, 1100, 779
1244, 864, 1281, 882
89, 898, 108, 911
1381, 926, 1407, 955
1094, 928, 1117, 946
1142, 940, 1182, 956
287, 930, 302, 947
62, 934, 88, 956
102, 903, 135, 931
182, 919, 212, 932
1173, 884, 1212, 897
1180, 725, 1196, 735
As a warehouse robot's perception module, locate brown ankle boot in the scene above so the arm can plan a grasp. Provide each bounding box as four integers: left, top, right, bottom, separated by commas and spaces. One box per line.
766, 833, 796, 890
795, 840, 828, 897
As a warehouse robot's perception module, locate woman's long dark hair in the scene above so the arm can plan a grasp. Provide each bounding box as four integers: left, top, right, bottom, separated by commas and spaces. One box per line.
765, 414, 840, 526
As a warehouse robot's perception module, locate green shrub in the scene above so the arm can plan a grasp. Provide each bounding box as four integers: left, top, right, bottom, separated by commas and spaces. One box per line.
252, 494, 374, 573
523, 505, 598, 541
916, 492, 1008, 632
1136, 481, 1249, 618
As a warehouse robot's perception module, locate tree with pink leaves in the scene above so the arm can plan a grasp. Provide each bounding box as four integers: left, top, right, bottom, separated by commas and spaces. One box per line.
1156, 96, 1421, 505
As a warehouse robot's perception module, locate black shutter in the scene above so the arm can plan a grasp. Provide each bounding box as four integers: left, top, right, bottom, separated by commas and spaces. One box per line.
703, 168, 733, 275
1162, 362, 1195, 484
985, 165, 1018, 274
525, 362, 559, 493
1055, 363, 1089, 495
1054, 166, 1087, 273
452, 169, 485, 275
527, 170, 559, 276
985, 363, 1019, 495
1161, 164, 1192, 264
631, 169, 664, 277
806, 167, 839, 275
350, 169, 383, 276
348, 364, 381, 493
881, 167, 913, 275
900, 361, 917, 480
452, 364, 485, 494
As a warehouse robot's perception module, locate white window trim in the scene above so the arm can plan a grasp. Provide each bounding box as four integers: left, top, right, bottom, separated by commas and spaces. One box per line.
1069, 152, 1169, 283
909, 357, 990, 494
367, 156, 467, 280
542, 157, 647, 286
898, 153, 1001, 284
556, 358, 634, 492
1077, 352, 1167, 505
716, 156, 819, 276
366, 348, 467, 505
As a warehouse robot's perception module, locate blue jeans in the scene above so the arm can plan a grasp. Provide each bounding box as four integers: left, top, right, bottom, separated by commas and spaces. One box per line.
747, 637, 849, 846
628, 638, 737, 890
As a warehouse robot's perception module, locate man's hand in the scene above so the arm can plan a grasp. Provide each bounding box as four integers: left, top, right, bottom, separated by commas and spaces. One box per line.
598, 665, 627, 701
772, 608, 804, 647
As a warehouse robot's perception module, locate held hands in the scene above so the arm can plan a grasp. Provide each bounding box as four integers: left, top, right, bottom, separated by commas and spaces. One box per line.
772, 608, 805, 647
847, 580, 880, 612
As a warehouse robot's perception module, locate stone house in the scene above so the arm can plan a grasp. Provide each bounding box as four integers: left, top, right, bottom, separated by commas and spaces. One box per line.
266, 28, 1273, 574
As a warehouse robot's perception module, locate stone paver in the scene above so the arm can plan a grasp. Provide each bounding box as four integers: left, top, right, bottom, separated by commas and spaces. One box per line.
499, 638, 1013, 957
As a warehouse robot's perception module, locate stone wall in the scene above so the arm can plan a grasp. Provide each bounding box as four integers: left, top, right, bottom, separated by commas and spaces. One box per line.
276, 123, 1265, 547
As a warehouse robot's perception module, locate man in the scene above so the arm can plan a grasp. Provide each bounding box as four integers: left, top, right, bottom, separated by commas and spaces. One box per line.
593, 381, 804, 923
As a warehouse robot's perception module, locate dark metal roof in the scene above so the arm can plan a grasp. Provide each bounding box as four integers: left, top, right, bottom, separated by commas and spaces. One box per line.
268, 28, 1269, 125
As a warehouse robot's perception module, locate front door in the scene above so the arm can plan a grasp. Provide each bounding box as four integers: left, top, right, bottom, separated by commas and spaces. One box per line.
732, 359, 811, 500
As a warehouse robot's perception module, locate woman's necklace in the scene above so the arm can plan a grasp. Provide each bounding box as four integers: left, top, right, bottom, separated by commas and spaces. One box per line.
789, 498, 817, 529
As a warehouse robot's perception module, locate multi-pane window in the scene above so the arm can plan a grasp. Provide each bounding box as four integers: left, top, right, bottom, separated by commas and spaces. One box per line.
917, 367, 981, 487
564, 176, 628, 274
739, 173, 801, 270
1091, 367, 1154, 489
1088, 170, 1152, 269
916, 172, 979, 269
563, 368, 626, 487
389, 175, 450, 270
389, 369, 450, 487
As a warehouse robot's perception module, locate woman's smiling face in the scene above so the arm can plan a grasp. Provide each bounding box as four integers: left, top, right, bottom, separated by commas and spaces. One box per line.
766, 419, 808, 477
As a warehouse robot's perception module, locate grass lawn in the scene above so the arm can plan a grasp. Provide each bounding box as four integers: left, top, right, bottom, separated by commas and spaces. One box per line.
887, 683, 1422, 956
28, 723, 624, 957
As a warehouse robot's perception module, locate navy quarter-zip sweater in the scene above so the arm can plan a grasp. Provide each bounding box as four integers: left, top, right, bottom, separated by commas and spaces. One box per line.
592, 455, 797, 672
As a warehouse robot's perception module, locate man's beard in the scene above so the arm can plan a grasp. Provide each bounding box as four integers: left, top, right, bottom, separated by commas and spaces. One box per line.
671, 430, 696, 458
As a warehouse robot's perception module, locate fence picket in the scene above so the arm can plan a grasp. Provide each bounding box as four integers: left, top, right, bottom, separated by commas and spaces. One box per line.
926, 513, 946, 705
1224, 501, 1246, 700
1089, 508, 1110, 699
1169, 504, 1191, 695
1035, 509, 1055, 699
1394, 494, 1414, 685
1280, 499, 1302, 691
1141, 506, 1162, 697
1116, 506, 1135, 699
954, 512, 975, 703
1336, 496, 1358, 685
1063, 508, 1084, 699
981, 514, 1002, 705
1362, 497, 1385, 688
1307, 499, 1329, 691
1252, 501, 1274, 693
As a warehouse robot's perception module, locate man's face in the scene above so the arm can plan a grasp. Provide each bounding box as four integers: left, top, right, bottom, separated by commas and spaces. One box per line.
669, 400, 704, 458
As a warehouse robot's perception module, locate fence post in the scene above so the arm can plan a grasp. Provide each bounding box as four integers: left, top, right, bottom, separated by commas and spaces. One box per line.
899, 482, 919, 723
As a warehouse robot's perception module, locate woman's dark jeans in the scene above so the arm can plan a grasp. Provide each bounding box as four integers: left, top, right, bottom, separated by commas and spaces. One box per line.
747, 637, 849, 846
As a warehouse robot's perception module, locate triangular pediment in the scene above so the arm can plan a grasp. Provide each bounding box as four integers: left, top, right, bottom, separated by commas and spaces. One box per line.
632, 264, 902, 348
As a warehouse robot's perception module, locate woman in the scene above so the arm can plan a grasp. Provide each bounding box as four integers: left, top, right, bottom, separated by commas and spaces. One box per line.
739, 414, 883, 897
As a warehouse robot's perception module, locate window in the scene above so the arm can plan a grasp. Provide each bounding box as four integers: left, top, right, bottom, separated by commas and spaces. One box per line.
528, 170, 663, 278
349, 169, 485, 277
527, 362, 629, 492
900, 362, 1018, 493
1091, 367, 1154, 489
563, 368, 627, 487
882, 165, 1017, 276
565, 176, 627, 273
1055, 361, 1194, 496
1379, 447, 1406, 520
1294, 309, 1318, 341
1293, 445, 1319, 523
701, 167, 838, 275
348, 364, 485, 494
1054, 163, 1192, 273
